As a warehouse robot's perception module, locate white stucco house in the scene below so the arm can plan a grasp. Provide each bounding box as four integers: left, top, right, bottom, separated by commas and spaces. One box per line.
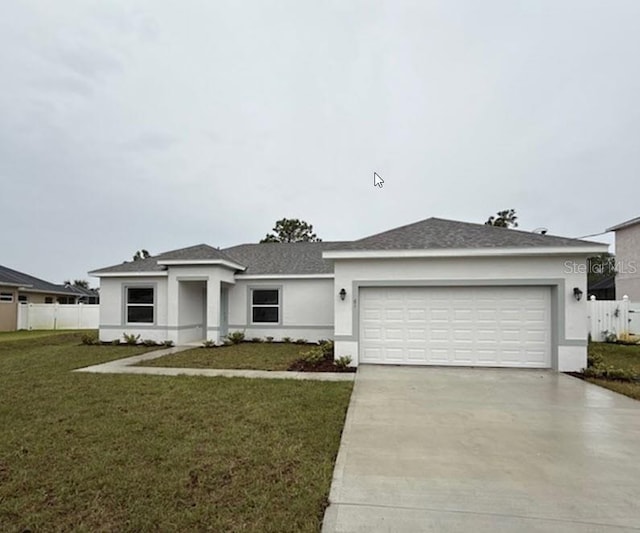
90, 217, 608, 371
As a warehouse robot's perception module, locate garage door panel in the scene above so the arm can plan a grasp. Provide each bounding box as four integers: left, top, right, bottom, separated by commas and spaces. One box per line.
359, 286, 551, 368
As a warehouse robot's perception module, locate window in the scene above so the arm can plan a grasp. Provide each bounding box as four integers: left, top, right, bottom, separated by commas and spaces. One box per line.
126, 287, 154, 324
251, 289, 279, 323
18, 295, 28, 303
0, 292, 14, 303
44, 297, 53, 304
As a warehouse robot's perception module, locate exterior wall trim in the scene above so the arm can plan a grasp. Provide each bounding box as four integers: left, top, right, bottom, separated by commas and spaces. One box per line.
235, 274, 334, 280
100, 324, 198, 331
324, 246, 607, 260
228, 324, 332, 330
92, 272, 168, 278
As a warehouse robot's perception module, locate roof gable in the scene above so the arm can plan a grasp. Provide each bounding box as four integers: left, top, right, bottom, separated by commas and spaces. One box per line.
90, 244, 244, 275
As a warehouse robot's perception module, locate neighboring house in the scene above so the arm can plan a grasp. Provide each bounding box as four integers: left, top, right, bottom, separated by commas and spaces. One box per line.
607, 216, 640, 301
90, 217, 607, 371
0, 265, 80, 331
63, 284, 100, 304
587, 275, 616, 300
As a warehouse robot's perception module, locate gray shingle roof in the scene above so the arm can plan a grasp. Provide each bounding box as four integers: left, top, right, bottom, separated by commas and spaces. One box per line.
335, 217, 605, 251
0, 265, 76, 295
90, 218, 606, 276
90, 244, 240, 275
223, 242, 349, 275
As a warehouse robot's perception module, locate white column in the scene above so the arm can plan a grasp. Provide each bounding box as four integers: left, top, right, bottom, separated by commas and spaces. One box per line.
207, 277, 221, 343
166, 273, 180, 344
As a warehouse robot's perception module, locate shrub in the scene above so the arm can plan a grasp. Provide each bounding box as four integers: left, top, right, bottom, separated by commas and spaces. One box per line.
226, 331, 245, 344
583, 365, 637, 381
202, 339, 216, 348
81, 333, 99, 345
587, 352, 603, 368
122, 333, 141, 345
162, 340, 174, 348
295, 338, 308, 345
282, 337, 292, 344
300, 347, 325, 365
251, 337, 263, 343
142, 339, 159, 347
111, 339, 121, 346
320, 340, 334, 358
334, 355, 352, 370
265, 336, 274, 343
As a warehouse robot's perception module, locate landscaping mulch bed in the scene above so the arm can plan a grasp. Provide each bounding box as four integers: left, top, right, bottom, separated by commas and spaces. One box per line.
288, 359, 356, 373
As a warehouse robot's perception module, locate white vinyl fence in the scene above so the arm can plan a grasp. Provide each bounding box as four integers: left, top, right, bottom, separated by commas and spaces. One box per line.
17, 303, 99, 330
631, 305, 640, 335
587, 297, 633, 341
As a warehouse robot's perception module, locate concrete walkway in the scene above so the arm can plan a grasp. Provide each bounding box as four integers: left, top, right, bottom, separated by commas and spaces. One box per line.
74, 346, 355, 382
323, 365, 640, 532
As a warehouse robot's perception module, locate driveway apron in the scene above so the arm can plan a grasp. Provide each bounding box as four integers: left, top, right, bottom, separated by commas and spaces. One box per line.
323, 365, 640, 532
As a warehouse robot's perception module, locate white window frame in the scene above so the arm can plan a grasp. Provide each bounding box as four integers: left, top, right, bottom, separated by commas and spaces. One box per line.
250, 287, 281, 325
0, 292, 14, 303
125, 285, 156, 325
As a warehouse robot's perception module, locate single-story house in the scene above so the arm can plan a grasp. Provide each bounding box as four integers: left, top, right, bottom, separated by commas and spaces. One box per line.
63, 284, 100, 305
90, 217, 608, 371
0, 264, 81, 331
607, 216, 640, 301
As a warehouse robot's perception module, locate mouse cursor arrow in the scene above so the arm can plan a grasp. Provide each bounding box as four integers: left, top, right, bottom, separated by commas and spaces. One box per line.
373, 172, 384, 188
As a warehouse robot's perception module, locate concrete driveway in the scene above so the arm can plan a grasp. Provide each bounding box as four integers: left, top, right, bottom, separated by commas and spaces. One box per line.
323, 366, 640, 532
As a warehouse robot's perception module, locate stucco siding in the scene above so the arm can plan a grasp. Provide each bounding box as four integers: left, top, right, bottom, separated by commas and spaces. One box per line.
332, 255, 590, 370
615, 225, 640, 301
98, 276, 168, 342
227, 278, 334, 341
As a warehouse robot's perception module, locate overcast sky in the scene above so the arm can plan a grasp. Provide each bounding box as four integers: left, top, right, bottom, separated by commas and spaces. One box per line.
1, 0, 638, 286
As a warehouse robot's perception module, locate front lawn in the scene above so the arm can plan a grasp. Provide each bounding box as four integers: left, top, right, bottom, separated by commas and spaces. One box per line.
0, 333, 353, 531
142, 342, 308, 371
585, 342, 640, 401
588, 342, 640, 374
0, 329, 87, 342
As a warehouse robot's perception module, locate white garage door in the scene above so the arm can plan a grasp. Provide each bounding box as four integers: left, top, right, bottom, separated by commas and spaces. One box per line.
360, 286, 551, 368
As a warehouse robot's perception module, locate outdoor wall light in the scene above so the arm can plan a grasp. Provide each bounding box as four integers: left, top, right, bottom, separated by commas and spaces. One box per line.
339, 288, 347, 301
573, 287, 583, 301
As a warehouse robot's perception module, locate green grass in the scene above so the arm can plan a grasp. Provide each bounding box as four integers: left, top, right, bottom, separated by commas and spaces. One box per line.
0, 333, 353, 531
585, 378, 640, 400
586, 342, 640, 401
588, 342, 640, 374
0, 329, 88, 342
143, 342, 308, 371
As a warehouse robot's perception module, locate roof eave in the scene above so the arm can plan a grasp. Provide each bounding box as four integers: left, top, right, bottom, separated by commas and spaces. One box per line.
20, 287, 78, 296
0, 282, 31, 288
89, 271, 169, 278
607, 217, 640, 232
323, 245, 609, 260
156, 259, 246, 271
